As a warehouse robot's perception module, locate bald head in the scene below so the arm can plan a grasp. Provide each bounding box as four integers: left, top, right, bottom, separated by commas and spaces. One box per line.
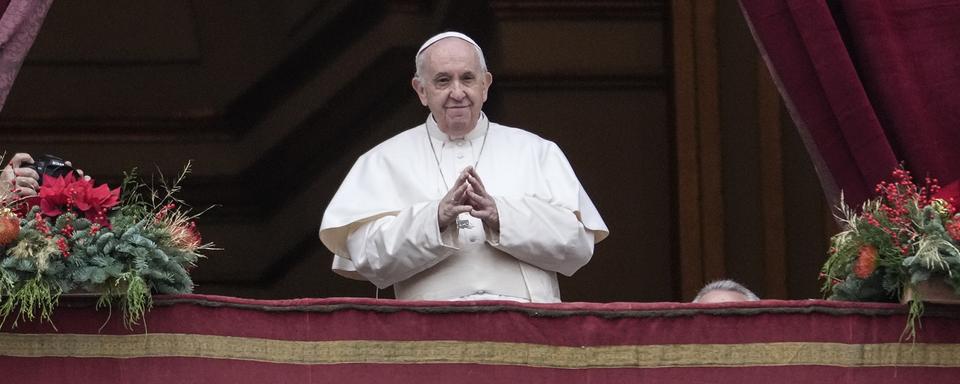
695, 289, 752, 303
692, 279, 760, 303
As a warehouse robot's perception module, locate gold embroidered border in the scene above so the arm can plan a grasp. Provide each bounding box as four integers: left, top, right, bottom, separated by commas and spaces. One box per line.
1, 333, 959, 368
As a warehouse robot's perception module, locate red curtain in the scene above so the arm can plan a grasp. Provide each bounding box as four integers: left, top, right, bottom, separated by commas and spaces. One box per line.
0, 0, 54, 111
740, 0, 960, 207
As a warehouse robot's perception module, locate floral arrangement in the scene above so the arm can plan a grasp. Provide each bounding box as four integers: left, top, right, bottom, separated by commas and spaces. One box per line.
820, 166, 960, 339
0, 160, 214, 328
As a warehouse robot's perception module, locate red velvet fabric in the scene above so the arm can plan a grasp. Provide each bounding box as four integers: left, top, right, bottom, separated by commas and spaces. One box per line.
3, 358, 957, 384
1, 295, 959, 383
8, 294, 958, 345
740, 0, 960, 207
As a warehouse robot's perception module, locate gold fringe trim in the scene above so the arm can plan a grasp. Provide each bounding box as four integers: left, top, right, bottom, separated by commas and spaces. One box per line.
1, 333, 959, 368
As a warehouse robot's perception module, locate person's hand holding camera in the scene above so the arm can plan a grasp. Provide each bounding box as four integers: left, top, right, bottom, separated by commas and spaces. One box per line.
1, 153, 40, 198
1, 153, 86, 200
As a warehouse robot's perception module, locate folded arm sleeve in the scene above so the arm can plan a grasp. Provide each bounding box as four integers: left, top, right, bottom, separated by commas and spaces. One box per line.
486, 196, 595, 277
342, 201, 459, 288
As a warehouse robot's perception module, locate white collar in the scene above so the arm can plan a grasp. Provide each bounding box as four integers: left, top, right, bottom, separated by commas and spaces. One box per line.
425, 113, 489, 142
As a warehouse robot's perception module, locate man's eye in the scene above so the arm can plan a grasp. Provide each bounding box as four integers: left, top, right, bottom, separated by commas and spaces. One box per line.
435, 78, 450, 86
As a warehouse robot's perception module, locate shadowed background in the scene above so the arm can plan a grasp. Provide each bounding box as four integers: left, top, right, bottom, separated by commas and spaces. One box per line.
0, 0, 833, 302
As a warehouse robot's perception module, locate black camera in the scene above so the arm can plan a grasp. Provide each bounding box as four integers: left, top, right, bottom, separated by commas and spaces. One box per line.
24, 154, 75, 185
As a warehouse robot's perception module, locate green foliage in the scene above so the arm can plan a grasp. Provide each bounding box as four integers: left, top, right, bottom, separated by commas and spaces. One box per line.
119, 273, 151, 328
821, 185, 960, 341
0, 162, 213, 329
0, 275, 60, 328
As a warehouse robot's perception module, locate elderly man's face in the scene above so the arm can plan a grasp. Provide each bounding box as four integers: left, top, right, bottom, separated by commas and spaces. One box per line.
412, 38, 492, 138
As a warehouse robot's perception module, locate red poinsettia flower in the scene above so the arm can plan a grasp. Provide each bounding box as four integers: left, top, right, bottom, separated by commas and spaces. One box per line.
74, 183, 120, 226
37, 174, 120, 226
38, 173, 75, 217
854, 244, 878, 279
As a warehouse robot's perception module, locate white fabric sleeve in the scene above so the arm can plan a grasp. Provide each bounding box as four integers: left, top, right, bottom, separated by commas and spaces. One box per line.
342, 200, 459, 288
484, 196, 595, 277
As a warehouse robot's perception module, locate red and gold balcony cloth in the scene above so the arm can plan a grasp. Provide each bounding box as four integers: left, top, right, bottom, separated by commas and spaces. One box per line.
2, 295, 959, 383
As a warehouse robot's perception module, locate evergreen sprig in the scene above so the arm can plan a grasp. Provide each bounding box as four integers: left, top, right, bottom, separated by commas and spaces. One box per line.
0, 162, 214, 329
821, 168, 960, 340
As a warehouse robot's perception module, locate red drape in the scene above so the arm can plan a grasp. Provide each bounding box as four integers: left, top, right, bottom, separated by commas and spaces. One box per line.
3, 295, 960, 383
740, 0, 960, 207
0, 0, 53, 111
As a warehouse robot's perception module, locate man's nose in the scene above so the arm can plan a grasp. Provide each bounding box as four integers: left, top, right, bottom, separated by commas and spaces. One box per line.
449, 81, 466, 99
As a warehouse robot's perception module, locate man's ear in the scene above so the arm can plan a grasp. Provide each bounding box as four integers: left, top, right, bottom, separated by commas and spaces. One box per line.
411, 77, 428, 106
481, 71, 493, 102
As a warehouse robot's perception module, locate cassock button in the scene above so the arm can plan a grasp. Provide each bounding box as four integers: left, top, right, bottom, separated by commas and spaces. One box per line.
469, 237, 477, 242
456, 153, 464, 159
476, 290, 486, 295
456, 141, 465, 147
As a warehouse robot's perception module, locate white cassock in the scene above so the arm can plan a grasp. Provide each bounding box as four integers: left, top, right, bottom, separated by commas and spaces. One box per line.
319, 113, 609, 302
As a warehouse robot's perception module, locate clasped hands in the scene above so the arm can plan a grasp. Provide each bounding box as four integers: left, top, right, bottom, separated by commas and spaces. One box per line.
438, 166, 499, 233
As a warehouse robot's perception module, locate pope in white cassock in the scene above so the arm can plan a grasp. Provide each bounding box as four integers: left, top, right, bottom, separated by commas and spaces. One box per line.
319, 32, 608, 302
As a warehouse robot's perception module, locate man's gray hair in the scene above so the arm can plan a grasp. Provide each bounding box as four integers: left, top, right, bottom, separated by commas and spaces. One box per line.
692, 279, 760, 302
414, 32, 488, 80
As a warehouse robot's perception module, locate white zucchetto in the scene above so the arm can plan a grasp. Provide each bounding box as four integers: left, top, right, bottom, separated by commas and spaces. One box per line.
415, 31, 482, 61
